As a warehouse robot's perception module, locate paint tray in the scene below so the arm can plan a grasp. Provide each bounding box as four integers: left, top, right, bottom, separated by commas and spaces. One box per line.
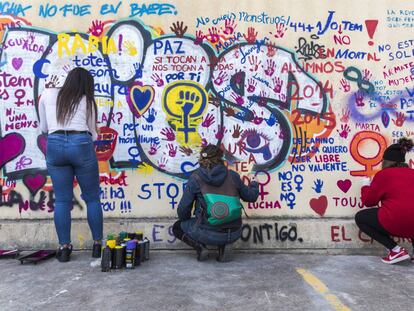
18, 250, 56, 264
0, 249, 20, 258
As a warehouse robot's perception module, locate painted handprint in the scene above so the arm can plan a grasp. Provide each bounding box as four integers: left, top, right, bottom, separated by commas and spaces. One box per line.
214, 71, 228, 86
223, 19, 237, 35
167, 143, 178, 157
337, 124, 351, 139
272, 77, 283, 93
157, 157, 168, 169
215, 125, 226, 140
339, 78, 350, 92
247, 78, 257, 93
148, 143, 160, 155
362, 69, 372, 81
143, 108, 157, 123
194, 30, 204, 45
151, 73, 164, 87
248, 55, 261, 72
231, 92, 244, 106
243, 27, 258, 44
271, 23, 287, 38
264, 59, 276, 76
354, 92, 365, 107
312, 179, 323, 193
207, 27, 221, 44
170, 21, 188, 37
88, 20, 104, 36
161, 127, 176, 141
266, 42, 277, 57
232, 124, 243, 138
202, 113, 215, 127
179, 145, 193, 156
340, 108, 350, 123
124, 41, 138, 56
133, 62, 143, 79
45, 75, 59, 88
392, 112, 405, 127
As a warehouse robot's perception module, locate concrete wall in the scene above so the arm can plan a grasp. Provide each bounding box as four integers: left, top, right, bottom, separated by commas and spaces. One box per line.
0, 0, 413, 251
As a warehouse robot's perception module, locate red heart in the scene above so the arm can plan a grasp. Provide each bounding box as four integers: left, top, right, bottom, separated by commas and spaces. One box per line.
37, 135, 47, 156
309, 195, 328, 217
337, 179, 352, 193
0, 133, 25, 170
23, 173, 46, 195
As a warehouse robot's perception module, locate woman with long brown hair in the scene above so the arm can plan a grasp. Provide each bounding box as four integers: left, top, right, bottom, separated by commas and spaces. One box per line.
39, 67, 103, 262
355, 137, 414, 264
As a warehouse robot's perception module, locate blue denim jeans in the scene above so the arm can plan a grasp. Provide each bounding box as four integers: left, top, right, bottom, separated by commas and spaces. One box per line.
46, 133, 103, 245
181, 218, 242, 246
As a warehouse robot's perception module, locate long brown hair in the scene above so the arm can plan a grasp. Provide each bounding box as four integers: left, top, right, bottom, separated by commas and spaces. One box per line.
199, 144, 224, 169
56, 67, 97, 125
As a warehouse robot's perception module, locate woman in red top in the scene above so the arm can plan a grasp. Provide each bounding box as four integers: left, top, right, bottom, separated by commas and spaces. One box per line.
355, 137, 414, 264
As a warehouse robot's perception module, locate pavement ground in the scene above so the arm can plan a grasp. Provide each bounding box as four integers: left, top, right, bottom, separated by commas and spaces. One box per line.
0, 250, 413, 311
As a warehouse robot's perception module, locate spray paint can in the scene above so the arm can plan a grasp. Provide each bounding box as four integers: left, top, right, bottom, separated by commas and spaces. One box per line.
119, 231, 128, 241
128, 232, 136, 240
114, 246, 124, 269
125, 240, 136, 269
134, 240, 142, 266
143, 237, 150, 261
101, 246, 112, 272
106, 240, 117, 268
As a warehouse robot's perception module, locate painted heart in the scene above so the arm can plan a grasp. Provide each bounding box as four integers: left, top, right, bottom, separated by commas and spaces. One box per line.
309, 195, 328, 217
23, 173, 46, 195
181, 161, 199, 177
127, 84, 155, 118
0, 133, 25, 170
12, 57, 23, 70
37, 134, 47, 156
337, 179, 352, 193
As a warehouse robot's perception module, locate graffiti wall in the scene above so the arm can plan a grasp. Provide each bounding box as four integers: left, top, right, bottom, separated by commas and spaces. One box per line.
0, 0, 413, 249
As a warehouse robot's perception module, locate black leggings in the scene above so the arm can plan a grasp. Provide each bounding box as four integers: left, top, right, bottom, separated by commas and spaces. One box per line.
355, 208, 414, 250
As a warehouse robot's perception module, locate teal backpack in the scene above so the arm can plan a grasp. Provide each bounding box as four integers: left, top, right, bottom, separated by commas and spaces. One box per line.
194, 173, 242, 226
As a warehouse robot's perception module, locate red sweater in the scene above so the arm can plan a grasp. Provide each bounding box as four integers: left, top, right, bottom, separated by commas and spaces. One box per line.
361, 167, 414, 238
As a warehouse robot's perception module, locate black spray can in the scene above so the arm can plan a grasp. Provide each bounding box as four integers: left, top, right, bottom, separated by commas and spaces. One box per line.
134, 241, 142, 266
101, 246, 112, 272
140, 240, 146, 262
135, 231, 143, 241
114, 246, 124, 269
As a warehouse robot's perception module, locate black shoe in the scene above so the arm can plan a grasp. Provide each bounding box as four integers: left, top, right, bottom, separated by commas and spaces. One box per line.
196, 244, 209, 262
217, 244, 232, 262
56, 244, 72, 262
92, 243, 102, 258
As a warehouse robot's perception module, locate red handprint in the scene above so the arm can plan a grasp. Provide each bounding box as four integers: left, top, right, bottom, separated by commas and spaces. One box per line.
340, 79, 351, 92
243, 27, 258, 44
167, 143, 177, 157
337, 124, 351, 139
194, 30, 204, 45
161, 127, 175, 141
247, 78, 257, 93
266, 42, 277, 57
272, 77, 283, 93
271, 23, 287, 38
264, 59, 276, 77
223, 19, 237, 35
362, 69, 372, 81
231, 92, 244, 106
157, 157, 168, 169
340, 108, 350, 123
151, 73, 164, 87
208, 27, 221, 44
253, 111, 264, 125
88, 20, 104, 37
257, 91, 268, 107
215, 125, 226, 140
179, 146, 193, 156
214, 71, 228, 86
224, 105, 236, 117
149, 143, 160, 155
248, 55, 261, 72
202, 113, 215, 127
354, 92, 365, 107
392, 112, 406, 127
